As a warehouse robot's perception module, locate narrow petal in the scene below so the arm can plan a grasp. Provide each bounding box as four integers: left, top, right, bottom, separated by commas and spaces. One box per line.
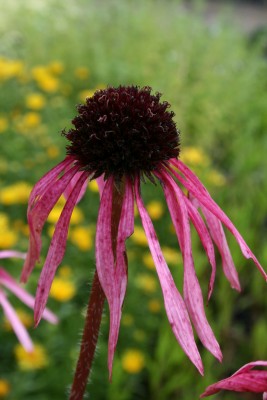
21, 165, 80, 282
201, 362, 267, 397
0, 268, 58, 324
0, 289, 33, 352
169, 159, 267, 281
34, 172, 88, 325
158, 169, 222, 362
134, 177, 204, 375
96, 175, 105, 197
64, 171, 90, 203
0, 251, 26, 260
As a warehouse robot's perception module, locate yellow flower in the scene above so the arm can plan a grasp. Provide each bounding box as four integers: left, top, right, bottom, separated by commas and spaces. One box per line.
136, 274, 158, 293
131, 226, 147, 246
69, 226, 93, 251
75, 67, 90, 80
207, 170, 226, 187
0, 214, 18, 248
32, 66, 59, 93
146, 200, 164, 220
79, 89, 95, 102
46, 145, 60, 159
14, 344, 49, 370
47, 205, 84, 224
0, 182, 32, 205
23, 112, 41, 129
0, 58, 24, 80
48, 61, 64, 75
180, 146, 210, 167
148, 299, 161, 313
0, 117, 8, 133
3, 309, 33, 331
88, 180, 99, 193
121, 349, 145, 374
142, 252, 155, 269
162, 246, 182, 266
25, 93, 46, 110
0, 379, 10, 397
50, 277, 76, 302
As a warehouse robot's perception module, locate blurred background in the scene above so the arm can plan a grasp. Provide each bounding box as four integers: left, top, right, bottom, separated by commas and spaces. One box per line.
0, 0, 267, 399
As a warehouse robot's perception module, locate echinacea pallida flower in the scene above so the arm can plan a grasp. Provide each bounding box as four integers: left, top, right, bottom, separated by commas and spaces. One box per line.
200, 361, 267, 399
0, 250, 57, 351
21, 86, 267, 380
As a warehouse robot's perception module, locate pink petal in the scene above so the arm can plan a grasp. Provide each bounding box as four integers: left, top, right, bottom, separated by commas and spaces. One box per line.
201, 362, 267, 397
96, 175, 105, 197
21, 164, 80, 282
158, 169, 222, 362
64, 171, 90, 203
0, 268, 58, 324
134, 177, 204, 375
0, 289, 33, 352
34, 172, 88, 326
169, 159, 267, 281
0, 251, 26, 260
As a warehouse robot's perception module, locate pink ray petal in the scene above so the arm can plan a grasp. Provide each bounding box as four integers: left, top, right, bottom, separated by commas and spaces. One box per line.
34, 172, 88, 326
169, 159, 267, 281
96, 175, 105, 197
64, 171, 90, 203
21, 165, 80, 282
184, 197, 216, 300
0, 289, 33, 352
158, 169, 222, 362
200, 361, 267, 397
0, 268, 58, 324
134, 177, 204, 375
0, 251, 26, 260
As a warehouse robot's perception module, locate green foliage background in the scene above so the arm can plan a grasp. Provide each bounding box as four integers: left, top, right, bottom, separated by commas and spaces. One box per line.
0, 0, 267, 399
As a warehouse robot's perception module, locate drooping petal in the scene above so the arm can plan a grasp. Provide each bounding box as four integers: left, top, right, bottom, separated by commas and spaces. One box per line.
158, 169, 222, 362
64, 170, 89, 203
21, 165, 80, 282
169, 159, 267, 281
0, 251, 26, 260
200, 361, 267, 397
34, 172, 88, 326
0, 289, 33, 352
96, 175, 105, 197
200, 203, 241, 291
0, 268, 58, 324
134, 177, 204, 375
184, 197, 216, 299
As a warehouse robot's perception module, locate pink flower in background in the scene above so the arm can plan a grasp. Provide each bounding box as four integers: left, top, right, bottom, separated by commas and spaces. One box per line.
21, 86, 267, 377
200, 361, 267, 398
0, 250, 58, 352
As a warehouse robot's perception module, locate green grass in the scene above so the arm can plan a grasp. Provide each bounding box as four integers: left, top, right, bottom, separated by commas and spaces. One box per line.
0, 0, 267, 399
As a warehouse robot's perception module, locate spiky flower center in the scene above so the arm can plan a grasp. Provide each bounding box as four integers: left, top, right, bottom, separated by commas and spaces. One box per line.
64, 86, 180, 180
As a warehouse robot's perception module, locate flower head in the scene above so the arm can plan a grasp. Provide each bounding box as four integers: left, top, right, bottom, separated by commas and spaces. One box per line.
0, 250, 57, 352
22, 85, 266, 377
200, 361, 267, 399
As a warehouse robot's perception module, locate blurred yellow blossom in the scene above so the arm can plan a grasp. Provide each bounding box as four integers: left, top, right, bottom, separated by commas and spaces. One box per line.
14, 344, 49, 370
122, 349, 145, 374
17, 112, 41, 131
50, 277, 76, 302
25, 93, 46, 110
0, 213, 18, 248
46, 145, 60, 159
3, 309, 33, 331
58, 265, 72, 278
162, 246, 182, 265
146, 200, 164, 220
0, 379, 10, 397
75, 67, 90, 80
32, 66, 59, 93
121, 314, 134, 327
207, 170, 227, 187
47, 205, 84, 225
88, 180, 99, 193
180, 146, 210, 167
48, 61, 64, 75
148, 299, 161, 313
0, 117, 8, 133
142, 252, 155, 269
131, 226, 147, 246
136, 274, 158, 293
0, 58, 24, 80
79, 89, 95, 101
69, 226, 93, 251
0, 182, 32, 205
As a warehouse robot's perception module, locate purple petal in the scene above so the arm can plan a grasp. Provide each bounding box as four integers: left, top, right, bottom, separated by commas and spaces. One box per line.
34, 172, 88, 326
134, 177, 204, 375
64, 171, 90, 203
158, 169, 222, 362
169, 159, 267, 281
0, 289, 33, 352
96, 175, 105, 197
0, 268, 58, 324
0, 251, 26, 260
21, 164, 80, 282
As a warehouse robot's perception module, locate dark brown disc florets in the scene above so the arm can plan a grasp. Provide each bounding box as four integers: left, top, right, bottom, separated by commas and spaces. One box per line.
63, 86, 180, 180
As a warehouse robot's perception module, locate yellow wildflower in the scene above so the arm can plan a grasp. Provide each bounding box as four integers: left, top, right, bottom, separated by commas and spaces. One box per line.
180, 146, 210, 167
0, 58, 24, 80
146, 200, 164, 220
162, 246, 182, 266
88, 180, 99, 193
69, 226, 93, 251
32, 66, 59, 93
48, 61, 64, 75
0, 182, 32, 205
75, 67, 90, 80
79, 89, 95, 102
50, 277, 76, 302
121, 349, 145, 374
131, 226, 147, 246
207, 170, 227, 187
136, 274, 158, 293
25, 93, 46, 110
14, 344, 49, 370
46, 145, 60, 159
0, 379, 10, 397
148, 299, 161, 313
3, 309, 33, 331
47, 205, 84, 224
58, 265, 72, 278
142, 252, 155, 269
0, 214, 18, 248
0, 117, 8, 133
23, 112, 41, 129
